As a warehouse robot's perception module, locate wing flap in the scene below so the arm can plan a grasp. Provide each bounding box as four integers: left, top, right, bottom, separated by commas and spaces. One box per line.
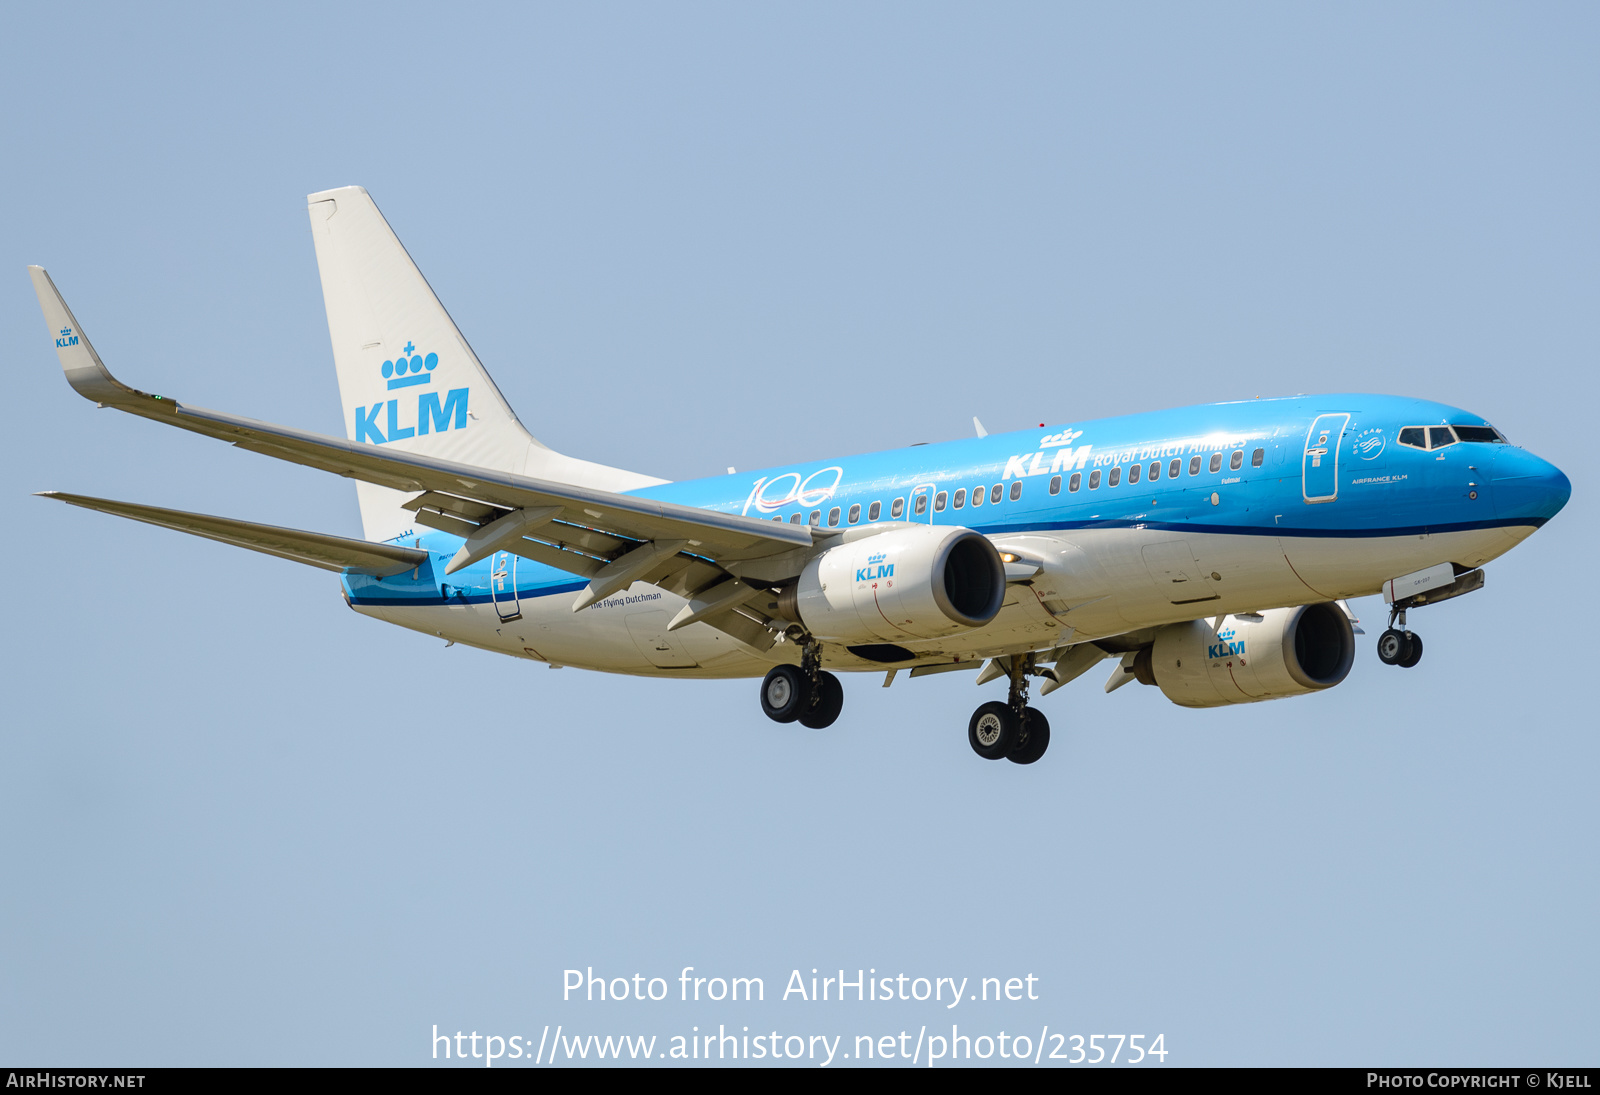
39, 492, 428, 575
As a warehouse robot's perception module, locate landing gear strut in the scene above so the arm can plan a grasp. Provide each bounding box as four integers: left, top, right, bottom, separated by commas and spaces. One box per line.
1377, 607, 1423, 669
968, 654, 1051, 764
759, 639, 844, 728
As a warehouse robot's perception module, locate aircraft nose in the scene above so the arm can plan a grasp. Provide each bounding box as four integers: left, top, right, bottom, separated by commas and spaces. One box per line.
1492, 448, 1572, 523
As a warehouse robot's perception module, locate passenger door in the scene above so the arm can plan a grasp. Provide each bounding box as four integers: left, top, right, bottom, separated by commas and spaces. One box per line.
1302, 413, 1351, 504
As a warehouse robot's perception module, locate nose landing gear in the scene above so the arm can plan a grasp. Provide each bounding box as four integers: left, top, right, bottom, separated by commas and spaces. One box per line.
1376, 608, 1423, 668
967, 654, 1052, 764
759, 640, 845, 729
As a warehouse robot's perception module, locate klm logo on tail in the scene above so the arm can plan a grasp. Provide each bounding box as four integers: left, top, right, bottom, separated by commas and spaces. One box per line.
55, 327, 79, 348
355, 341, 468, 445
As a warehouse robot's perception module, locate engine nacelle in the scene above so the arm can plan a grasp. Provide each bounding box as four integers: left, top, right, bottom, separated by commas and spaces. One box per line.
1145, 603, 1356, 708
791, 525, 1005, 644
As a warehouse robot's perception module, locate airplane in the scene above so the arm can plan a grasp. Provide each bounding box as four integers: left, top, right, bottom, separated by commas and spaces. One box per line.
29, 187, 1571, 766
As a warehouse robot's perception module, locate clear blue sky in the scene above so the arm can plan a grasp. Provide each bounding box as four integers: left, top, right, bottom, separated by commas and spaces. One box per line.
2, 2, 1595, 1066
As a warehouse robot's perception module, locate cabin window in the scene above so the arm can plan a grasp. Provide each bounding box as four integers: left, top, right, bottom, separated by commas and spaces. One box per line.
789, 513, 802, 524
1230, 450, 1243, 471
1128, 463, 1141, 484
1398, 427, 1427, 449
1209, 452, 1222, 473
934, 491, 947, 512
913, 494, 928, 516
827, 507, 840, 527
1089, 469, 1102, 489
971, 486, 984, 507
953, 488, 966, 509
1069, 472, 1081, 492
1108, 466, 1121, 487
1453, 425, 1505, 443
1251, 448, 1264, 467
1170, 458, 1181, 479
868, 501, 882, 521
1049, 475, 1061, 495
990, 484, 1003, 504
891, 497, 905, 519
848, 504, 861, 524
1009, 481, 1022, 501
809, 510, 821, 526
1189, 456, 1201, 476
772, 515, 782, 522
1429, 426, 1457, 449
1148, 462, 1160, 481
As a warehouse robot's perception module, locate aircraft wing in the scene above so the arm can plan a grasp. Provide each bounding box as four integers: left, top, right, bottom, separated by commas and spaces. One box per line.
31, 267, 815, 590
39, 492, 429, 576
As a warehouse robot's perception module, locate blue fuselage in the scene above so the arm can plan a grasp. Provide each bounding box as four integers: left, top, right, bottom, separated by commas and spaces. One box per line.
346, 393, 1569, 615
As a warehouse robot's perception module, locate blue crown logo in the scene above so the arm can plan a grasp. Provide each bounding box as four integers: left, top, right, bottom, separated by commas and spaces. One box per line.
381, 341, 438, 389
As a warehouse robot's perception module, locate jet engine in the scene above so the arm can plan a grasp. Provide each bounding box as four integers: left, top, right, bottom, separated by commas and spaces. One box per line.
783, 525, 1005, 644
1141, 603, 1356, 708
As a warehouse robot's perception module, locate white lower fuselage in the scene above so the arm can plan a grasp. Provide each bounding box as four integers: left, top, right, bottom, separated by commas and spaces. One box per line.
353, 524, 1535, 678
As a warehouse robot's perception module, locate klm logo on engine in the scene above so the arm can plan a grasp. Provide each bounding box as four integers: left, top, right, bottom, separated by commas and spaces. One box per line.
856, 552, 893, 582
55, 326, 79, 348
1208, 627, 1244, 659
353, 342, 468, 445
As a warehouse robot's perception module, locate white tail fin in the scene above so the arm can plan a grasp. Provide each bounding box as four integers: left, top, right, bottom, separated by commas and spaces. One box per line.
306, 186, 664, 541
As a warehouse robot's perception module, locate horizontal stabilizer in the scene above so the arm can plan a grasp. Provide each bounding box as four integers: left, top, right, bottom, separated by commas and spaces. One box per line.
38, 492, 428, 575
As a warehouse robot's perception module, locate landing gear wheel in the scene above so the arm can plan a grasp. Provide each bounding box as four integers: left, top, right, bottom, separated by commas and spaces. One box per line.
760, 665, 807, 723
968, 701, 1018, 761
1007, 708, 1051, 765
1397, 632, 1423, 669
1377, 628, 1407, 666
799, 671, 844, 729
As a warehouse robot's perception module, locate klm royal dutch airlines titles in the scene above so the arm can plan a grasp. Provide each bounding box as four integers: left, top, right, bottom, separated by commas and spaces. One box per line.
30, 187, 1571, 766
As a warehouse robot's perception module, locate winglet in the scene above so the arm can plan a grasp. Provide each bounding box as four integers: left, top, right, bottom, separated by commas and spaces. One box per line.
27, 266, 147, 407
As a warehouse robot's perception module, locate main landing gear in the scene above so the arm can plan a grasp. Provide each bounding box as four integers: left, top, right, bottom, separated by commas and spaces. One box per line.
968, 654, 1051, 765
1376, 607, 1424, 669
760, 640, 844, 729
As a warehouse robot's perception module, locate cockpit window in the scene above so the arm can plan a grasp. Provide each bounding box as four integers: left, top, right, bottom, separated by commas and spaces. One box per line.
1428, 426, 1456, 449
1398, 427, 1427, 450
1452, 425, 1505, 443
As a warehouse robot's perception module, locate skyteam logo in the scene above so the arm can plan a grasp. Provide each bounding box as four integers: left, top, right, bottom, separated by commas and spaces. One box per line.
55, 326, 79, 348
856, 551, 894, 582
354, 340, 468, 445
1208, 626, 1244, 660
1353, 427, 1386, 461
